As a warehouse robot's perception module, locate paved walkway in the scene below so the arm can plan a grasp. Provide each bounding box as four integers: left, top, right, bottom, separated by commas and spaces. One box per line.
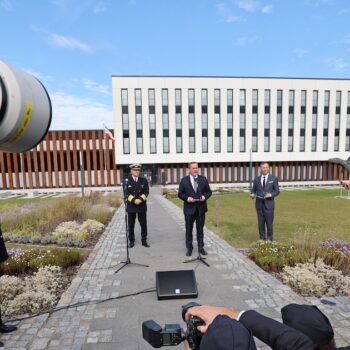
1, 188, 350, 349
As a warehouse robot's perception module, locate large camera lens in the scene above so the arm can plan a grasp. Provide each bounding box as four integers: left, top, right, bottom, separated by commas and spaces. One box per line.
0, 61, 52, 153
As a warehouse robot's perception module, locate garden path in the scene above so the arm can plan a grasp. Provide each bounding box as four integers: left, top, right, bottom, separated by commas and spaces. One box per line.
1, 188, 350, 349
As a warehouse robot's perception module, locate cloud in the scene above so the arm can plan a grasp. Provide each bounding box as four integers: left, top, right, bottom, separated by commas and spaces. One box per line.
338, 8, 349, 15
23, 68, 52, 82
325, 57, 347, 72
235, 35, 261, 46
235, 0, 260, 12
293, 48, 310, 58
49, 33, 92, 52
0, 0, 12, 11
216, 3, 243, 23
234, 0, 272, 14
49, 92, 113, 130
93, 2, 107, 14
341, 33, 350, 44
261, 4, 273, 13
305, 0, 334, 6
72, 78, 111, 96
31, 26, 92, 53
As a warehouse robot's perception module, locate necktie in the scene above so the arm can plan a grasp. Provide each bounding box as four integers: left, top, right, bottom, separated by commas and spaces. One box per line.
134, 177, 138, 183
262, 176, 266, 190
193, 177, 198, 192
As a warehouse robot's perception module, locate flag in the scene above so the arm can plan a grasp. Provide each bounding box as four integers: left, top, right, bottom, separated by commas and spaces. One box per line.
104, 126, 115, 142
0, 227, 9, 263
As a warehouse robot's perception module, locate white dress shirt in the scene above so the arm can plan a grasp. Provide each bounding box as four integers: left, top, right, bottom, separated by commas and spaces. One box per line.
261, 174, 269, 187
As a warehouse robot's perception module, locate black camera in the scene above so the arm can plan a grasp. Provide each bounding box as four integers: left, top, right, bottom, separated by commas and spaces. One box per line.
142, 302, 204, 349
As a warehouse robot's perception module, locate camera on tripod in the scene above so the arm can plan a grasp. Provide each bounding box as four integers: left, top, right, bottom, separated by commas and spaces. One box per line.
142, 302, 204, 349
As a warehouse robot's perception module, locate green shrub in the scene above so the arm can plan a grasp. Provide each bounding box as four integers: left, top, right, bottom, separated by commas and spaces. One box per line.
0, 247, 88, 276
248, 241, 300, 272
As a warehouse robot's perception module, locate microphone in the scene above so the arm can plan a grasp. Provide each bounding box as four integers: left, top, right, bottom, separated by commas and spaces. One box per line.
123, 177, 129, 197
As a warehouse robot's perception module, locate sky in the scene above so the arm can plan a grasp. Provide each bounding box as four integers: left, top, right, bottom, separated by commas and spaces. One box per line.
0, 0, 349, 130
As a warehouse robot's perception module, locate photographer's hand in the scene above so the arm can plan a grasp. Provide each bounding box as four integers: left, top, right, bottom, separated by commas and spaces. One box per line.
185, 305, 240, 333
183, 340, 192, 350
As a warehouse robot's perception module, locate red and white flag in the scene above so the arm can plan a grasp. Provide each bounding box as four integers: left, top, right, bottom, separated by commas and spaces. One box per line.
104, 125, 115, 142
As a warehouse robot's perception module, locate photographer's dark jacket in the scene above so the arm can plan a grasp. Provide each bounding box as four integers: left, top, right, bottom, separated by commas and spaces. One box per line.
251, 174, 280, 209
200, 312, 314, 350
125, 176, 149, 213
178, 175, 212, 215
200, 315, 257, 350
239, 310, 314, 350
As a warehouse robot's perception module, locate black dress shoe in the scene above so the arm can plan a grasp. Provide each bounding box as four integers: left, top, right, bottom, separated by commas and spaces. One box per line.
186, 249, 192, 257
0, 323, 17, 333
199, 248, 208, 255
128, 242, 134, 248
142, 242, 150, 247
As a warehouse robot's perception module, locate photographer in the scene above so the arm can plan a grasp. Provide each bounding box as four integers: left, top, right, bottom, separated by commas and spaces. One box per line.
184, 305, 314, 350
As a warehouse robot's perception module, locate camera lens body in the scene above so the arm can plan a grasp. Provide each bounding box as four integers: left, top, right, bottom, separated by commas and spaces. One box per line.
0, 61, 52, 153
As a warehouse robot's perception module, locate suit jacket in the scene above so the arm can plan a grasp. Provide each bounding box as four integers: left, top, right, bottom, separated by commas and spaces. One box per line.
125, 176, 149, 213
239, 310, 314, 350
200, 315, 257, 350
251, 174, 280, 209
0, 227, 9, 263
178, 175, 212, 215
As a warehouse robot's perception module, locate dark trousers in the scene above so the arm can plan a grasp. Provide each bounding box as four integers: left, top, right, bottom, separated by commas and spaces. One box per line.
256, 207, 274, 241
128, 212, 147, 243
185, 208, 205, 250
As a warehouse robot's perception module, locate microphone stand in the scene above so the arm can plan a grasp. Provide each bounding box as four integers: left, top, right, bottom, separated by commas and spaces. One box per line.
115, 179, 149, 274
183, 182, 210, 267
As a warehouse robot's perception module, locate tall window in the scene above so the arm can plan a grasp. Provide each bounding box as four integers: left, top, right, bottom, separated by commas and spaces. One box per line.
288, 90, 294, 152
334, 91, 341, 151
300, 90, 306, 152
121, 89, 130, 154
135, 89, 143, 154
323, 91, 330, 151
214, 89, 221, 152
276, 90, 282, 152
264, 90, 270, 152
175, 89, 182, 153
251, 90, 258, 152
201, 89, 208, 153
346, 91, 350, 151
239, 90, 246, 152
227, 90, 233, 152
162, 89, 169, 153
312, 91, 318, 152
188, 89, 195, 153
148, 89, 156, 154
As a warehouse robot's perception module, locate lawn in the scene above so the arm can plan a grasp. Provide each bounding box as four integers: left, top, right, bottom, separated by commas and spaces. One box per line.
170, 188, 350, 248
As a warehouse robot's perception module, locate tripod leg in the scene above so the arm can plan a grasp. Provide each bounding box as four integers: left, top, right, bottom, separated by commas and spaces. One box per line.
0, 307, 17, 333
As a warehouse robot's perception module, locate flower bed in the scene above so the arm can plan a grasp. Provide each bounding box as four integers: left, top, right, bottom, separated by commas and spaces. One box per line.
0, 192, 121, 318
248, 239, 350, 296
2, 193, 120, 248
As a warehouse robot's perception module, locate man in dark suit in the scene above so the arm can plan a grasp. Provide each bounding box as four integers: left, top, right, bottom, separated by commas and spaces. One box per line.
250, 162, 280, 241
125, 163, 150, 248
0, 226, 17, 345
178, 162, 212, 257
184, 304, 314, 350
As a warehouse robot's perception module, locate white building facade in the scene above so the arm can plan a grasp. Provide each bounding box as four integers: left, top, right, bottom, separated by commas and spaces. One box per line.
112, 76, 350, 184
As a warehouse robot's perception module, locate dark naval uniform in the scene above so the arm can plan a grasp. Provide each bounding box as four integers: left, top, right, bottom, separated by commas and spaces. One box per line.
125, 175, 149, 246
